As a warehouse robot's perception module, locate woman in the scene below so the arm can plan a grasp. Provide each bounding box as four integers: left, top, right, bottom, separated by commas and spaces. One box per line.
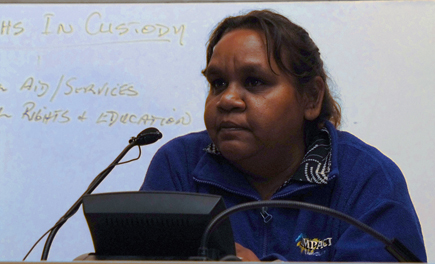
140, 10, 426, 261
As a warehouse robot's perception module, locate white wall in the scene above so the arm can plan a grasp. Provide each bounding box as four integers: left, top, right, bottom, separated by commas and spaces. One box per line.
0, 1, 433, 261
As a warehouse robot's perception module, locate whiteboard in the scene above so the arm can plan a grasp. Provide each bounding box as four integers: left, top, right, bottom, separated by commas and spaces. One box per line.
0, 1, 434, 261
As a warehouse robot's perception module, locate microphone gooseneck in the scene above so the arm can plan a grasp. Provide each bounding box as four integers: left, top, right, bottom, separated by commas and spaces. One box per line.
198, 200, 422, 263
33, 128, 162, 261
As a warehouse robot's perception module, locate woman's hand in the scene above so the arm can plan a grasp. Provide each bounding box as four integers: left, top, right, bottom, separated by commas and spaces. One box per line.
236, 243, 260, 261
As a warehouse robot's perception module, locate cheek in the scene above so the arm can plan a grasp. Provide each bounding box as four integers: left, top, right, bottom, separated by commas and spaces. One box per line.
204, 107, 219, 145
203, 98, 216, 130
253, 95, 304, 133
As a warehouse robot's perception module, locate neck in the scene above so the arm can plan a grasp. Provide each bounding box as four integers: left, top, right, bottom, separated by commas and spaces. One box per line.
234, 143, 305, 200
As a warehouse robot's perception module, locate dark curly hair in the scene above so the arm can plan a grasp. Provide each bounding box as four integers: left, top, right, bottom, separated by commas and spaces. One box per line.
203, 10, 341, 136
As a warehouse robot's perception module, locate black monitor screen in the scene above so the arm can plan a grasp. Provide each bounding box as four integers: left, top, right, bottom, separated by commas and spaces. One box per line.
82, 191, 235, 260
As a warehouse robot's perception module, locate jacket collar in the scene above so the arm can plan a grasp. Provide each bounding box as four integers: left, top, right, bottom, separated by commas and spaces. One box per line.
194, 121, 339, 198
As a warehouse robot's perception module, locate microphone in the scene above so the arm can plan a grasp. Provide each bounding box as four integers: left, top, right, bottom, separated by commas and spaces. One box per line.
129, 127, 163, 146
197, 200, 422, 262
25, 128, 163, 261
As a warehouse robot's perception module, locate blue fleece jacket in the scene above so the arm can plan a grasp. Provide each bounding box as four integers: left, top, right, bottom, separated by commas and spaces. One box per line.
140, 122, 426, 262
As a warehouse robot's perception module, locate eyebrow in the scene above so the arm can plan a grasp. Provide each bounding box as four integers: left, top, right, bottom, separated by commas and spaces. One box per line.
204, 65, 222, 77
240, 64, 268, 75
205, 63, 272, 77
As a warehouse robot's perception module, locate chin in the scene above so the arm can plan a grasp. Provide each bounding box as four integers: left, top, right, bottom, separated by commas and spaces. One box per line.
218, 143, 256, 163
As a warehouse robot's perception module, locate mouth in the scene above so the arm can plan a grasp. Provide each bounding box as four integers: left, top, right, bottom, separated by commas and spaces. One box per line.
218, 121, 247, 132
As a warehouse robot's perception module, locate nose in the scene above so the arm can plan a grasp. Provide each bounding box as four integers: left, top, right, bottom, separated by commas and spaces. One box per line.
216, 84, 246, 112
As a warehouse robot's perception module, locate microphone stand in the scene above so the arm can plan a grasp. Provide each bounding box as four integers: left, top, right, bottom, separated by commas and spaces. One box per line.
41, 138, 140, 260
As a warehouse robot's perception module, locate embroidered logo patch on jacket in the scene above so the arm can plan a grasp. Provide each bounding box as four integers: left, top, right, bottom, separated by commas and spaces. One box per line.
295, 233, 333, 256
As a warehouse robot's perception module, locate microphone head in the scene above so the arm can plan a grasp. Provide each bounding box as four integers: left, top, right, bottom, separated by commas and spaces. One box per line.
130, 127, 162, 146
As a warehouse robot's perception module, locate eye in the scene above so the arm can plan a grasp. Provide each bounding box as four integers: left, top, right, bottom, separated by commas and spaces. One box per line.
209, 78, 228, 93
245, 77, 264, 88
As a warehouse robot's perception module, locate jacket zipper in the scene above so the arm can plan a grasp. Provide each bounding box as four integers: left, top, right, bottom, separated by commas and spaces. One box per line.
260, 207, 273, 223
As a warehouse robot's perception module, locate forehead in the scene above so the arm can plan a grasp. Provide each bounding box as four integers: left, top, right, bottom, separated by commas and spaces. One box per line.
208, 29, 274, 71
209, 29, 267, 66
213, 29, 266, 55
219, 28, 265, 46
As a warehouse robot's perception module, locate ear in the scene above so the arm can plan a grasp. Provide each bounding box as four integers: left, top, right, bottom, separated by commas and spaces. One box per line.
303, 76, 325, 121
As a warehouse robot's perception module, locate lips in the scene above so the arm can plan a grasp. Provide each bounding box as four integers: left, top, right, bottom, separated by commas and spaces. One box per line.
218, 121, 247, 131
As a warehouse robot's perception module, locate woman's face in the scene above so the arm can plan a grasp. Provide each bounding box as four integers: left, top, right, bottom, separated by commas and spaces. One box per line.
204, 29, 309, 168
